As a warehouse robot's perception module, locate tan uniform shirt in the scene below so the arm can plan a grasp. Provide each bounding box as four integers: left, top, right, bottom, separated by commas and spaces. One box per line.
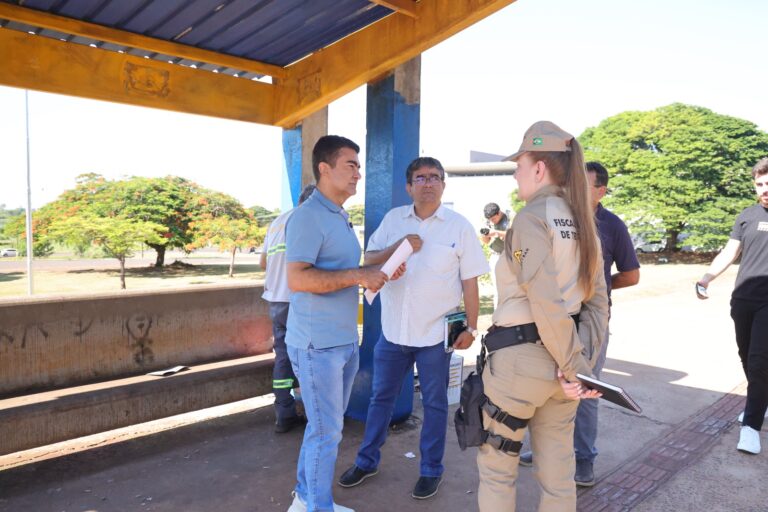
492, 185, 609, 381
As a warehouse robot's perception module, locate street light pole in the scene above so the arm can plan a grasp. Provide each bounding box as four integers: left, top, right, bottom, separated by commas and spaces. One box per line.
24, 90, 34, 295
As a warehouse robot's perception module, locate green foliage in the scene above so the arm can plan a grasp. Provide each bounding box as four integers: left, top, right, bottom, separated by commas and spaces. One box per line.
14, 237, 55, 258
47, 213, 165, 289
580, 103, 768, 251
4, 174, 263, 266
249, 205, 279, 227
2, 213, 54, 257
347, 204, 365, 226
47, 214, 165, 260
0, 204, 24, 234
187, 209, 265, 277
187, 215, 264, 253
508, 193, 525, 215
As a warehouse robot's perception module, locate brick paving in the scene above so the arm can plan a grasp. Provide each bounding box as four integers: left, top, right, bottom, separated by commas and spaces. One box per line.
576, 382, 747, 512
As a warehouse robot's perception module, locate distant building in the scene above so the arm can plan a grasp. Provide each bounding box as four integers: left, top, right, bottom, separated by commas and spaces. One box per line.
443, 160, 517, 231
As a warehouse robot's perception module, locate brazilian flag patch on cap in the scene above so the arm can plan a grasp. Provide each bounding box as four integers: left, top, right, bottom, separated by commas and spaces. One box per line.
533, 137, 543, 146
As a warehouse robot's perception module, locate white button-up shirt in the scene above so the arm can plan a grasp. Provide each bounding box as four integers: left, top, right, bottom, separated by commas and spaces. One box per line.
367, 204, 489, 347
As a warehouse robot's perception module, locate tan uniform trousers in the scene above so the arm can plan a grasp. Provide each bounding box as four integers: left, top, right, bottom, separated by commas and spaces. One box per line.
477, 342, 579, 512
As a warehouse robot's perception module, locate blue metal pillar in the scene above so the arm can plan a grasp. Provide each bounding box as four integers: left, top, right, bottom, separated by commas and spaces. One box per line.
346, 56, 421, 424
281, 127, 303, 210
281, 108, 328, 210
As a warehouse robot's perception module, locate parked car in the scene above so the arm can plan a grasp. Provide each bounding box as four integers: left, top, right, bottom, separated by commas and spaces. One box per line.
1, 248, 18, 257
634, 239, 665, 253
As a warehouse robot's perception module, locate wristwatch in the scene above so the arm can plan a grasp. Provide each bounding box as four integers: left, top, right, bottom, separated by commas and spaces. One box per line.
467, 327, 479, 338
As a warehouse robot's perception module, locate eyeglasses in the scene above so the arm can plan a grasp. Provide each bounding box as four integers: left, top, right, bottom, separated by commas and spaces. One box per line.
411, 174, 443, 185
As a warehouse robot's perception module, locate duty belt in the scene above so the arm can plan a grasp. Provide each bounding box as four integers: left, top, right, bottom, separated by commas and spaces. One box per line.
484, 314, 580, 353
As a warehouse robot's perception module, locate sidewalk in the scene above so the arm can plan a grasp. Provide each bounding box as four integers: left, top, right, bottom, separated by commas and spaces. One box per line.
1, 264, 767, 511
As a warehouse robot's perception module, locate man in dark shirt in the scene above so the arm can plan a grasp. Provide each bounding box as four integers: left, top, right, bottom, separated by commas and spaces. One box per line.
697, 157, 768, 455
520, 161, 640, 486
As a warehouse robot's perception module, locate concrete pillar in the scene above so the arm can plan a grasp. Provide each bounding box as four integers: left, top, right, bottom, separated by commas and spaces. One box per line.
346, 56, 421, 423
281, 107, 328, 210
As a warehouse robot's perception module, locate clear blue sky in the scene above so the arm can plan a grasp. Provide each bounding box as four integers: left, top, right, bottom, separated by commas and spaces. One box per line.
1, 0, 766, 210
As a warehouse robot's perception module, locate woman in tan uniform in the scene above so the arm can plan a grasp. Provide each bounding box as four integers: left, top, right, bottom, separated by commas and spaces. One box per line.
477, 121, 609, 511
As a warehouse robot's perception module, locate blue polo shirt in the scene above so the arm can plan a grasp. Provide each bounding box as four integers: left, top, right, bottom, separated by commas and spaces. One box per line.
595, 203, 640, 298
285, 190, 362, 349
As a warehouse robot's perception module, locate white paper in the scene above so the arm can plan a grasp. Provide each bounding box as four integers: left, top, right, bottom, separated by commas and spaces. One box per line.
364, 239, 413, 305
147, 365, 189, 377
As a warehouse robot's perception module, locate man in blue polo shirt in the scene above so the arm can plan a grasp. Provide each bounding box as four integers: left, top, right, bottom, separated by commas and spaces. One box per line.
285, 135, 389, 512
520, 161, 640, 486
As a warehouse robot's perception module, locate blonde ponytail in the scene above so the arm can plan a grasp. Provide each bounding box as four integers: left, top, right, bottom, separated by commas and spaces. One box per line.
529, 139, 602, 299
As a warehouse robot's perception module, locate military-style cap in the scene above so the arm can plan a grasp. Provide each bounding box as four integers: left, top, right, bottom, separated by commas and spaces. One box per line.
503, 120, 574, 162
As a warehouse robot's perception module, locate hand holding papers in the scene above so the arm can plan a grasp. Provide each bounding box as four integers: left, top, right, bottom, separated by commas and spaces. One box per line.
364, 239, 414, 305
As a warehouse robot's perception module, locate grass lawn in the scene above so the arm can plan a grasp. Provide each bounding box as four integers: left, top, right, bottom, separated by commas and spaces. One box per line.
0, 262, 265, 298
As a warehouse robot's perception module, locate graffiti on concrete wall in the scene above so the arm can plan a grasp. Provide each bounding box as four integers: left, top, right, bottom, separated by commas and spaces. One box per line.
0, 324, 48, 349
125, 314, 155, 365
73, 317, 93, 341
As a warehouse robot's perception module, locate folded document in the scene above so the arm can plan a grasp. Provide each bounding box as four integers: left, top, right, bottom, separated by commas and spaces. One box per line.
364, 239, 414, 305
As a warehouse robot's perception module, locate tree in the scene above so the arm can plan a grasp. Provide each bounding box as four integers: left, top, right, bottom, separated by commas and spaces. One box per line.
580, 104, 768, 251
3, 212, 55, 257
47, 214, 165, 289
187, 214, 264, 277
347, 204, 365, 226
249, 205, 279, 227
96, 176, 200, 267
187, 190, 265, 277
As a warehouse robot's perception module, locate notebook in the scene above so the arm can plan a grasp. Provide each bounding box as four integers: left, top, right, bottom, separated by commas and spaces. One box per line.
576, 373, 642, 414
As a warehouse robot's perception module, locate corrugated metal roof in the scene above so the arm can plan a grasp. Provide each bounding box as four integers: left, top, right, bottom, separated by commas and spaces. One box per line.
0, 0, 394, 78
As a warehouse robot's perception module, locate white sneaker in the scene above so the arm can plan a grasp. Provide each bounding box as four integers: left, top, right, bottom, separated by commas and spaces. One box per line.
286, 492, 355, 512
737, 426, 761, 454
737, 410, 768, 423
287, 493, 307, 512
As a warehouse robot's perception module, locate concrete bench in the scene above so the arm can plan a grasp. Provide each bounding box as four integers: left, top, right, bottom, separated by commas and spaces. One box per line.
0, 283, 275, 455
0, 354, 275, 456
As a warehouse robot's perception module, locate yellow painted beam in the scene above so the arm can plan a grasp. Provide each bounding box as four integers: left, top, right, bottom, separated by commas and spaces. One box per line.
275, 0, 516, 127
0, 2, 287, 79
0, 29, 275, 125
369, 0, 419, 19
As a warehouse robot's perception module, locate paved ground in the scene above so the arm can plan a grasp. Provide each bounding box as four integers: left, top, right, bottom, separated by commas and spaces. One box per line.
1, 262, 767, 511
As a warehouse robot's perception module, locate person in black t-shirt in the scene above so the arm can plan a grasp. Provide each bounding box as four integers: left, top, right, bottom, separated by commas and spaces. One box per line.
697, 157, 768, 455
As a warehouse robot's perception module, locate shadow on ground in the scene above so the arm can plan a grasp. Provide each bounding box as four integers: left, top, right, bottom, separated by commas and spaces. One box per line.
0, 355, 746, 512
0, 272, 23, 283
67, 262, 264, 280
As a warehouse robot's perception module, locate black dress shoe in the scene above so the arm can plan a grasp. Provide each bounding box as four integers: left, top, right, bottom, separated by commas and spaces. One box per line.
518, 451, 533, 467
412, 476, 442, 499
338, 465, 379, 487
575, 460, 595, 487
274, 414, 307, 434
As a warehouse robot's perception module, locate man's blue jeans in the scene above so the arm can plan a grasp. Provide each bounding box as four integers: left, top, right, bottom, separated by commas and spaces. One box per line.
355, 335, 451, 477
574, 328, 609, 463
287, 342, 359, 512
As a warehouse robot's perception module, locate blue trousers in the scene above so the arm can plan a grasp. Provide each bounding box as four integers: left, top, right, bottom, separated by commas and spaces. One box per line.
574, 328, 609, 463
355, 335, 451, 478
269, 301, 299, 421
288, 342, 359, 512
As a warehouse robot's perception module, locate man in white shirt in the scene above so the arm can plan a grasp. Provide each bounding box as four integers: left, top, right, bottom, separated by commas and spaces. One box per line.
338, 157, 489, 500
260, 184, 315, 433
